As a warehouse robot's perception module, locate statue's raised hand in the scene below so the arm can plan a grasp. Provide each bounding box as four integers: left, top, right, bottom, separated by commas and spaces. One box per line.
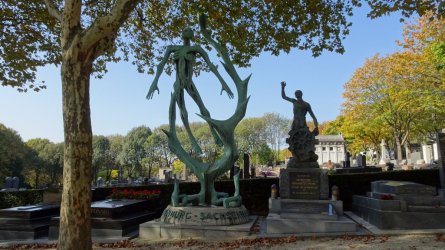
281, 81, 286, 88
146, 82, 159, 100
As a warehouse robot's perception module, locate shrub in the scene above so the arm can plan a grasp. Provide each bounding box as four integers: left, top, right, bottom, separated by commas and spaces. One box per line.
0, 190, 44, 209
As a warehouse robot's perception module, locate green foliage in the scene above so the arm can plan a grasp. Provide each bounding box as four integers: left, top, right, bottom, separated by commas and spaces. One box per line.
319, 115, 344, 135
25, 138, 63, 187
365, 0, 443, 21
0, 190, 44, 209
119, 126, 152, 178
342, 14, 445, 157
0, 123, 28, 181
432, 41, 445, 69
0, 1, 59, 91
263, 113, 290, 163
92, 135, 112, 181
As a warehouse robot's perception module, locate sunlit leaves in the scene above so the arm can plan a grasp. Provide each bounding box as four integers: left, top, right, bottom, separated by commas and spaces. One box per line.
342, 14, 445, 157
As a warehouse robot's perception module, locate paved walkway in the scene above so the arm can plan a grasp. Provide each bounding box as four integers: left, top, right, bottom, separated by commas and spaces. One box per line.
1, 214, 445, 249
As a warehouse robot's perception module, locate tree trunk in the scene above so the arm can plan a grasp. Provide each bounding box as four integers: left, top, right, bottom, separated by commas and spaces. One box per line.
58, 59, 93, 250
404, 142, 411, 160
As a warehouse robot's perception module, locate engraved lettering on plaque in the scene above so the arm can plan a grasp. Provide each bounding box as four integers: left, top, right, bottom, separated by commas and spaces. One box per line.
288, 172, 320, 199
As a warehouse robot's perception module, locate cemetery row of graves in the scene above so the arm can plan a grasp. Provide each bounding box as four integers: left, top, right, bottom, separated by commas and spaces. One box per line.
1, 119, 442, 192
0, 168, 443, 241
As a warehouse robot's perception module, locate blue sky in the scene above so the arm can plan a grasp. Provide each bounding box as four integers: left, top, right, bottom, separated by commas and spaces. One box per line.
0, 7, 406, 143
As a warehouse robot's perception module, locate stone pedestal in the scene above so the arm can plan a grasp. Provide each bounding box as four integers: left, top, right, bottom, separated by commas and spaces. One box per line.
265, 168, 357, 234
139, 205, 254, 239
352, 180, 445, 229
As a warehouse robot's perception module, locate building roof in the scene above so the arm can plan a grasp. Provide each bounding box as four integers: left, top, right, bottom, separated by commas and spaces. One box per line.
316, 134, 344, 142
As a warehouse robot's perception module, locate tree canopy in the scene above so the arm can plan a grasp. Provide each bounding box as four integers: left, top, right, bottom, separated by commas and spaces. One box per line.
342, 13, 445, 158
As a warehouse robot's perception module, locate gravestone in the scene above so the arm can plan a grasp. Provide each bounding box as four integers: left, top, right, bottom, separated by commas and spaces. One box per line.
49, 199, 159, 240
352, 180, 445, 229
229, 165, 235, 180
437, 132, 445, 196
379, 139, 388, 165
97, 177, 103, 187
12, 177, 20, 189
118, 166, 123, 182
410, 152, 422, 166
355, 154, 366, 167
279, 168, 328, 200
266, 84, 357, 235
4, 177, 13, 189
250, 166, 256, 178
0, 204, 60, 240
344, 152, 351, 168
243, 153, 250, 179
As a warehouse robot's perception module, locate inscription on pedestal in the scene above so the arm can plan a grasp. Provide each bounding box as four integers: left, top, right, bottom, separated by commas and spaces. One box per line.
160, 205, 250, 226
289, 172, 320, 199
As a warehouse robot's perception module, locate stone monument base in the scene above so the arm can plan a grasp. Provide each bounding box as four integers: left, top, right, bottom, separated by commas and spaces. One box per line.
352, 180, 445, 229
139, 205, 254, 240
159, 205, 250, 226
139, 217, 256, 240
266, 167, 357, 235
0, 204, 59, 240
266, 198, 357, 234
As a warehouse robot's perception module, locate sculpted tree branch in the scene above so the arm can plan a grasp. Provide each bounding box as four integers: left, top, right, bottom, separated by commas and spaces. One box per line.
151, 14, 250, 208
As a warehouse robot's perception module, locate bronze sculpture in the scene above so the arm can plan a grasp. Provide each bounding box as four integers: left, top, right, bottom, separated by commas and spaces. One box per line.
281, 81, 319, 168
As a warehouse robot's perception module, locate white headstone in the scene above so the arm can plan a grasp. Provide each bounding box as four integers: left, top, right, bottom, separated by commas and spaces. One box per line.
379, 139, 388, 165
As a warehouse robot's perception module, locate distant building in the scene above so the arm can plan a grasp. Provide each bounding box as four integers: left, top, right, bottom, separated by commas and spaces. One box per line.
315, 135, 346, 165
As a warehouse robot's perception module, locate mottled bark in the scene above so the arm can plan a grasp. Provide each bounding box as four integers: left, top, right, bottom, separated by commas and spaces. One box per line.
52, 1, 139, 249
58, 59, 93, 250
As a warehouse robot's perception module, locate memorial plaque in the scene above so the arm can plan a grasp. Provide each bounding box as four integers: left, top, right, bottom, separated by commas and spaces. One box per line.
288, 171, 320, 199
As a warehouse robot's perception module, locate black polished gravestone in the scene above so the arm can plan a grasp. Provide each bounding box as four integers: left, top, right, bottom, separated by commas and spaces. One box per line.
0, 204, 60, 240
279, 168, 328, 200
49, 199, 159, 240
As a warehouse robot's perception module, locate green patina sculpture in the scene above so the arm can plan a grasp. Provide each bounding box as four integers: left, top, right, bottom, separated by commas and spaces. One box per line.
147, 25, 234, 154
147, 14, 250, 208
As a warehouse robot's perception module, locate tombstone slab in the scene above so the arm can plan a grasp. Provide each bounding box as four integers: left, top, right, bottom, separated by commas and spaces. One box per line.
371, 180, 437, 196
49, 199, 159, 240
0, 204, 60, 240
352, 180, 445, 230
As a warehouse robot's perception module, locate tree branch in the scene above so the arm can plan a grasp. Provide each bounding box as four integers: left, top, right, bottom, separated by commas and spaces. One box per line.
80, 0, 140, 58
44, 0, 62, 21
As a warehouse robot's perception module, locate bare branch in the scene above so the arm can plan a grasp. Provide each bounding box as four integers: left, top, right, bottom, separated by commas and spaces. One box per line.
44, 0, 62, 21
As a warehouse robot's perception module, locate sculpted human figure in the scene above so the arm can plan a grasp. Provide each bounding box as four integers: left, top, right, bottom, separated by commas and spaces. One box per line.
147, 27, 234, 154
281, 81, 318, 135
